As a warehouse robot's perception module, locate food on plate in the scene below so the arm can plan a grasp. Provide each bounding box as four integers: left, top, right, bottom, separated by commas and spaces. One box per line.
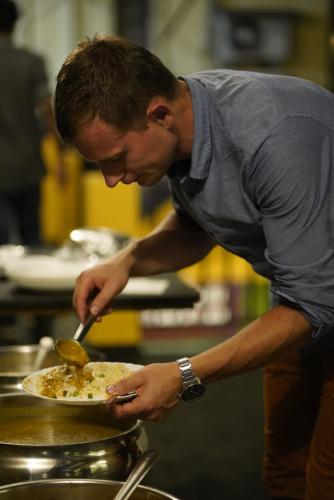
23, 362, 132, 401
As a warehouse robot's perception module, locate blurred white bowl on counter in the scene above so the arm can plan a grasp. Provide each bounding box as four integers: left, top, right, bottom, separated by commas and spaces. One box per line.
0, 245, 26, 278
5, 254, 91, 291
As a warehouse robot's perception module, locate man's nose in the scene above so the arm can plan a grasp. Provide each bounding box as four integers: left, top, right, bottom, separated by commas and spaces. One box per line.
102, 172, 124, 188
101, 164, 124, 188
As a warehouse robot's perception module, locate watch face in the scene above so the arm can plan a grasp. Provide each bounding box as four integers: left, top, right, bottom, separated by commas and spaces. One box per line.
182, 383, 205, 402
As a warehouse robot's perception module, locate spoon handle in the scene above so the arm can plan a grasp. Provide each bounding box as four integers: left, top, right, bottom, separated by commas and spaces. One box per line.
73, 314, 96, 342
114, 391, 138, 404
113, 449, 159, 500
32, 336, 54, 372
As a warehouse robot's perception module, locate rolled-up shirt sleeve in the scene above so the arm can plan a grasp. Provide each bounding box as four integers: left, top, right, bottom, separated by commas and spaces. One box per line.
248, 115, 334, 340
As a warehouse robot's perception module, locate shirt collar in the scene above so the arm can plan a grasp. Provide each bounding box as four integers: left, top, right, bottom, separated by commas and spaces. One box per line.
181, 76, 212, 180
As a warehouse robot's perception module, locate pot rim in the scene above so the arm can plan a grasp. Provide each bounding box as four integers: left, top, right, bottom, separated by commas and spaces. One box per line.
0, 346, 33, 376
0, 478, 181, 499
0, 344, 105, 377
0, 393, 143, 448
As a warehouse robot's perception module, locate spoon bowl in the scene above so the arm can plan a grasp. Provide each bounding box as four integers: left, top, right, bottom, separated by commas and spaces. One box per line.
55, 339, 90, 367
54, 315, 96, 367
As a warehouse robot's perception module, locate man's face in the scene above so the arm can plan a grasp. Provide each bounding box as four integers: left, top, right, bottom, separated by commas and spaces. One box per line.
73, 117, 178, 188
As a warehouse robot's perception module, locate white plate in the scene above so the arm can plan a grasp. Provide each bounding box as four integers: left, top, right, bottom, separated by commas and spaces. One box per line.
0, 244, 26, 277
122, 278, 169, 295
5, 255, 91, 291
5, 254, 170, 294
22, 361, 143, 405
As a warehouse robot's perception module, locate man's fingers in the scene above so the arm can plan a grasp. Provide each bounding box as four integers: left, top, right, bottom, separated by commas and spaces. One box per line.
73, 273, 116, 320
73, 275, 96, 322
88, 279, 123, 316
106, 395, 166, 422
107, 372, 141, 397
106, 397, 141, 418
90, 289, 114, 316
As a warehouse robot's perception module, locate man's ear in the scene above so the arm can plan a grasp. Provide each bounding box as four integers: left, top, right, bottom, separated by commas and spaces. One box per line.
147, 102, 174, 128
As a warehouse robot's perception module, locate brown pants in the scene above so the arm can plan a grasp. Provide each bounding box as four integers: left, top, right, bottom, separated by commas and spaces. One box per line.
263, 349, 334, 500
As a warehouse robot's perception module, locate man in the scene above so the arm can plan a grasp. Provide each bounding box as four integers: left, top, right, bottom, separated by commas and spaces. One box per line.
55, 35, 334, 500
0, 0, 65, 246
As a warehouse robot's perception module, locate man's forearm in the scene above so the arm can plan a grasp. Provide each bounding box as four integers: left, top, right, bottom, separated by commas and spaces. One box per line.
191, 305, 313, 383
124, 210, 214, 277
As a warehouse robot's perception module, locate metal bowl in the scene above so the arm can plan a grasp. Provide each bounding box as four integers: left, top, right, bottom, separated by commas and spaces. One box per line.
0, 244, 26, 278
0, 479, 180, 499
54, 227, 130, 263
0, 394, 147, 485
0, 344, 106, 394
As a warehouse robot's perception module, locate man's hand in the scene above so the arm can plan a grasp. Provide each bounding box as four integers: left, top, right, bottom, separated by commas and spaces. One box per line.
103, 305, 312, 424
105, 362, 182, 422
73, 247, 134, 322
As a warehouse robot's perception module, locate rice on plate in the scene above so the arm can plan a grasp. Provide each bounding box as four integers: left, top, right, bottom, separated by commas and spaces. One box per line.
22, 361, 142, 404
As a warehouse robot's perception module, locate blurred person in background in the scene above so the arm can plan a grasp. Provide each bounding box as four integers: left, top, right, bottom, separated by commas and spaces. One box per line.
55, 35, 334, 500
0, 0, 66, 247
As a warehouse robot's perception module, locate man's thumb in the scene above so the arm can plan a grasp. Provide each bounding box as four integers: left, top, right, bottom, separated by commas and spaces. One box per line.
107, 377, 132, 396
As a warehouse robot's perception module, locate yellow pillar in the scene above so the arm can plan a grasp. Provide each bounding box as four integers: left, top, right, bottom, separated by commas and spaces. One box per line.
81, 171, 141, 347
40, 134, 82, 245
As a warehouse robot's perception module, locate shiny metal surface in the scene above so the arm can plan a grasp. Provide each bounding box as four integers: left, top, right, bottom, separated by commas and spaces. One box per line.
54, 314, 96, 366
73, 314, 96, 342
0, 479, 180, 499
114, 449, 159, 500
0, 344, 106, 394
54, 227, 130, 264
32, 337, 54, 372
0, 394, 148, 485
114, 391, 138, 404
54, 338, 90, 367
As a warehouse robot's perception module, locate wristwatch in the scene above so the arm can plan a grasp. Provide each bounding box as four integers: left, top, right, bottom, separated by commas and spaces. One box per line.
176, 357, 205, 402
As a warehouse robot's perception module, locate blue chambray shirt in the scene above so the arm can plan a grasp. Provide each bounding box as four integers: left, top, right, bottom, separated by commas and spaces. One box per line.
167, 69, 334, 350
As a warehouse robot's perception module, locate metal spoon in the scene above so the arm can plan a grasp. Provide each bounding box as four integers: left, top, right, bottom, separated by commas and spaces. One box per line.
54, 314, 96, 367
32, 336, 54, 372
113, 449, 159, 500
54, 315, 138, 403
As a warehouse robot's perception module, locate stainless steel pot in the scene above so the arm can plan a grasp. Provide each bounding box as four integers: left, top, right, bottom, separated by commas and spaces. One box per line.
0, 479, 181, 499
0, 394, 148, 485
0, 344, 106, 394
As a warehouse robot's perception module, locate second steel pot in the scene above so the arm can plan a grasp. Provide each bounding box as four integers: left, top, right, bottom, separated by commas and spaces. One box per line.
0, 394, 148, 485
0, 344, 106, 394
0, 478, 181, 500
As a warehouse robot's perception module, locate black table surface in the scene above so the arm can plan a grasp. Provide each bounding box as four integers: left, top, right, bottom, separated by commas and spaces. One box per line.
0, 273, 200, 314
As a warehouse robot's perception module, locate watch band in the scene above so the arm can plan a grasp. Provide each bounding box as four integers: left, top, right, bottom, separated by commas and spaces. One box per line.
176, 357, 197, 386
176, 356, 205, 402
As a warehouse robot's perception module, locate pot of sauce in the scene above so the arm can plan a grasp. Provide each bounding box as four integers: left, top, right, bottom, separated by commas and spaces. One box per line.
0, 394, 148, 485
0, 344, 106, 394
0, 479, 180, 499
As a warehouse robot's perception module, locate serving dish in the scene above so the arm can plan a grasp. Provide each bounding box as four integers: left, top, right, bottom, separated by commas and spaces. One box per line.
0, 478, 180, 499
5, 255, 91, 290
0, 344, 105, 395
0, 245, 26, 277
0, 394, 148, 484
22, 361, 142, 405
